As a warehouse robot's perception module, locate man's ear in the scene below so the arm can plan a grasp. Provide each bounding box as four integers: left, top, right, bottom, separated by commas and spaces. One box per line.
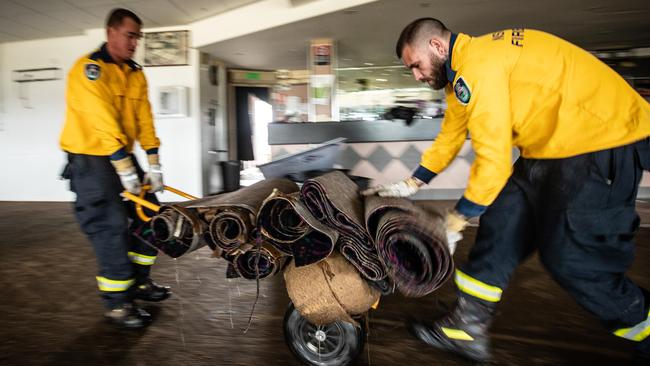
429, 38, 446, 57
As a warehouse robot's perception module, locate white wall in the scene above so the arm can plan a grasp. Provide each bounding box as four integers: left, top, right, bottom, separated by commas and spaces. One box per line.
0, 28, 202, 201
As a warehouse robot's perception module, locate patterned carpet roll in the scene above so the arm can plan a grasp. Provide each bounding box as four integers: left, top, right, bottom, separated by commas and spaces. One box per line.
364, 196, 453, 297
185, 178, 299, 254
300, 171, 386, 281
149, 204, 205, 258
233, 242, 287, 280
257, 190, 338, 267
208, 208, 252, 253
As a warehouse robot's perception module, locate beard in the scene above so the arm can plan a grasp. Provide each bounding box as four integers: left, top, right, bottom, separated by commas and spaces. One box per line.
427, 54, 449, 90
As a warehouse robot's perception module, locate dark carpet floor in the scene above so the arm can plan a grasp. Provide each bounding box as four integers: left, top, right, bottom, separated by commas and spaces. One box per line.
1, 201, 649, 365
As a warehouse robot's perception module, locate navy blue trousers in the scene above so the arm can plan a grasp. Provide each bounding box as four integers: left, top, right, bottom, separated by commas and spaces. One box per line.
461, 139, 650, 333
67, 153, 159, 309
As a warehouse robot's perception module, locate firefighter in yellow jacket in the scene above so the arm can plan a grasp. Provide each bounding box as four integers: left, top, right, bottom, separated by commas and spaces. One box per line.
60, 8, 170, 329
363, 18, 650, 362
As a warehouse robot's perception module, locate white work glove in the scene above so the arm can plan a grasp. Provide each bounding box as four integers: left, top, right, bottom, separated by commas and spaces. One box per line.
445, 210, 469, 255
111, 156, 142, 195
146, 164, 164, 193
446, 230, 462, 255
361, 176, 424, 197
145, 154, 164, 193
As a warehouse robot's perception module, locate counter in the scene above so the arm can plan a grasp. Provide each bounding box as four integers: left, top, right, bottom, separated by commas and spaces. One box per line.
268, 119, 472, 200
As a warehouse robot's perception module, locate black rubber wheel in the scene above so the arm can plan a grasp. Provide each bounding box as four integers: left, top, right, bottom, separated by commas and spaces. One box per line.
283, 302, 365, 366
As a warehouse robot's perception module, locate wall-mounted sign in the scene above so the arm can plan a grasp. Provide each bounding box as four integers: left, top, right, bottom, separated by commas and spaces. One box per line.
144, 30, 189, 67
312, 44, 331, 66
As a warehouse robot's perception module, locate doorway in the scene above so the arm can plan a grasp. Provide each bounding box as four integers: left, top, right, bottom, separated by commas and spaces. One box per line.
234, 86, 272, 184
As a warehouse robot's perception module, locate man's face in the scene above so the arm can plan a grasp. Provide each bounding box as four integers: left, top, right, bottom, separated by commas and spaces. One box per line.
106, 17, 142, 62
401, 42, 448, 90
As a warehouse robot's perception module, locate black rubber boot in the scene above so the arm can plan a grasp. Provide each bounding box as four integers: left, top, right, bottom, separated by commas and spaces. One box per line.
104, 303, 151, 329
134, 278, 171, 302
408, 296, 495, 363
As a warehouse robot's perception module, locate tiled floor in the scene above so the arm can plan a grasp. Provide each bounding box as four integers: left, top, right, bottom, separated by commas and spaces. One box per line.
0, 201, 649, 365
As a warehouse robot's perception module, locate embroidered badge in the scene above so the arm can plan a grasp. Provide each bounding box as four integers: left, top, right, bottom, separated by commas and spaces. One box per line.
454, 76, 471, 105
85, 63, 101, 81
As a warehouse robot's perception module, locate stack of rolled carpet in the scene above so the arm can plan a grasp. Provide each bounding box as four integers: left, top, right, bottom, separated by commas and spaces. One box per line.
143, 171, 453, 306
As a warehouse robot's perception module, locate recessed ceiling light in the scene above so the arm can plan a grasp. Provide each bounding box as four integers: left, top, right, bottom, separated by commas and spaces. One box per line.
375, 78, 388, 82
364, 62, 374, 66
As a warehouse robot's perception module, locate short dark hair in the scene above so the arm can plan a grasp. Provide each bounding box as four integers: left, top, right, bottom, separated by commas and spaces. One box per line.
106, 8, 142, 28
396, 17, 450, 58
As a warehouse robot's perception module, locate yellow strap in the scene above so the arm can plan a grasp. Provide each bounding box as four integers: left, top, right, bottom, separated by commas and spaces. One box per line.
128, 251, 157, 266
455, 269, 503, 303
441, 327, 475, 341
96, 276, 134, 292
121, 184, 198, 222
614, 309, 650, 341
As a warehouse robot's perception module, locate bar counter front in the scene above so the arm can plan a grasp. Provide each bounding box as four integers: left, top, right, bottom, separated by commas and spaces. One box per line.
268, 119, 472, 200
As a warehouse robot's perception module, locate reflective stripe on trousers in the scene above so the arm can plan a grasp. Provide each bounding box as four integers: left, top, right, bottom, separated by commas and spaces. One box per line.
128, 251, 157, 266
96, 276, 134, 292
614, 309, 650, 341
455, 269, 503, 303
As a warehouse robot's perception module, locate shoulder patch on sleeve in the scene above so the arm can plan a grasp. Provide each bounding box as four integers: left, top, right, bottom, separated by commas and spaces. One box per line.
453, 76, 471, 105
84, 63, 101, 81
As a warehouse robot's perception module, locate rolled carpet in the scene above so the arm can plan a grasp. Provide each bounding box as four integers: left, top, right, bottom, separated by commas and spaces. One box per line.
232, 241, 287, 279
364, 195, 453, 297
257, 189, 338, 267
284, 251, 380, 326
300, 171, 386, 281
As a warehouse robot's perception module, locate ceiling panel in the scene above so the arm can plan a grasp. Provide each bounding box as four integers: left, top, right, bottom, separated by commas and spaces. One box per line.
0, 32, 21, 43
14, 13, 80, 34
81, 4, 124, 22
0, 17, 49, 39
202, 0, 650, 71
18, 0, 78, 13
124, 0, 193, 26
64, 0, 121, 6
0, 1, 34, 16
48, 9, 104, 28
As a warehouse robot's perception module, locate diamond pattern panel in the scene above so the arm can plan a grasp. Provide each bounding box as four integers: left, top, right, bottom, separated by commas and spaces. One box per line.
365, 145, 393, 172
337, 145, 362, 170
398, 144, 422, 170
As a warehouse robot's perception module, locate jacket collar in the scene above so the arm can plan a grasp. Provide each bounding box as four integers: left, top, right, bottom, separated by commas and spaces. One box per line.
445, 33, 458, 84
445, 33, 472, 85
90, 43, 140, 70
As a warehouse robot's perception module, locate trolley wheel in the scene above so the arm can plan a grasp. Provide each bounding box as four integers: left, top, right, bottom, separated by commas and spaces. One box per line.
283, 302, 365, 366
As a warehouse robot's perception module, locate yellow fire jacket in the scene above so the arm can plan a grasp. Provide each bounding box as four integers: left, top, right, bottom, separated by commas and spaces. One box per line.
60, 43, 160, 158
413, 29, 650, 214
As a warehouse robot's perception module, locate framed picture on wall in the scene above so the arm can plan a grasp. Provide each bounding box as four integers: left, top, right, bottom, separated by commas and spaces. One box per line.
144, 30, 189, 66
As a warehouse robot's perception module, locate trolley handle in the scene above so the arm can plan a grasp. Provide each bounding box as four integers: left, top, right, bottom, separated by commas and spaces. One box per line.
121, 185, 198, 222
